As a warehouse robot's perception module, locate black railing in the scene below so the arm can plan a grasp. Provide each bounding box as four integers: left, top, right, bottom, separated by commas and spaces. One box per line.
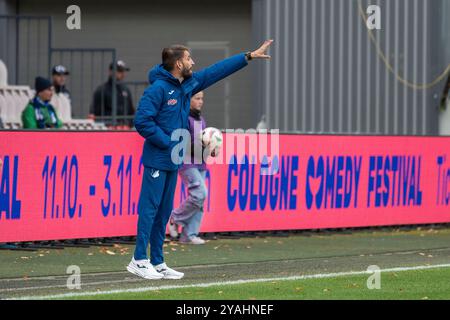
0, 15, 148, 127
50, 48, 118, 124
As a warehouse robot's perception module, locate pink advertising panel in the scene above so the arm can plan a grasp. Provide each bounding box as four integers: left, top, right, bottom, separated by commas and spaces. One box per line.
1, 131, 450, 242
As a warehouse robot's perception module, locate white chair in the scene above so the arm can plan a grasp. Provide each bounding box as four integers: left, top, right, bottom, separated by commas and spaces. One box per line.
0, 60, 7, 87
51, 91, 72, 122
4, 89, 16, 123
11, 89, 26, 122
0, 91, 6, 124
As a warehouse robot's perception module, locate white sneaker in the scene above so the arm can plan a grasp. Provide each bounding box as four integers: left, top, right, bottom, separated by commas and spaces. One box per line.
191, 236, 206, 245
179, 236, 206, 245
168, 218, 179, 238
154, 262, 184, 280
127, 258, 164, 280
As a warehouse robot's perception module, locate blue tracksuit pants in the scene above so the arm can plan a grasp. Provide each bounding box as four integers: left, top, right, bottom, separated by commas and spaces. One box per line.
134, 166, 178, 264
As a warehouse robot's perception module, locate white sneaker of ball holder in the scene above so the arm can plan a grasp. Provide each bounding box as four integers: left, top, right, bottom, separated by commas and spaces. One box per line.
180, 236, 206, 245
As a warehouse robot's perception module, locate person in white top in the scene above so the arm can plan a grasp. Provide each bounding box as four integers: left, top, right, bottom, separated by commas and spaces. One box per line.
50, 65, 72, 122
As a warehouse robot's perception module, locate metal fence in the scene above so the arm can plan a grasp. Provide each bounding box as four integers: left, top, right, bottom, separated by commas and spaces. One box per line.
0, 15, 144, 127
124, 81, 148, 107
50, 50, 149, 126
0, 15, 51, 86
123, 80, 148, 112
50, 48, 117, 122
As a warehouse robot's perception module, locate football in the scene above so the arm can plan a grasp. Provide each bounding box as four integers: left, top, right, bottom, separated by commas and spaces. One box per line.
201, 127, 223, 157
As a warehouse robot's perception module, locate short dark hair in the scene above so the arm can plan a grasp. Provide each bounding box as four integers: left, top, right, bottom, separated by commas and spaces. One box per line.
162, 45, 190, 72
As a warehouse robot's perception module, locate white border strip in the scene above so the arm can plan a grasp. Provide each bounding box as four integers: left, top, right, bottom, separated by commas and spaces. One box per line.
8, 263, 450, 300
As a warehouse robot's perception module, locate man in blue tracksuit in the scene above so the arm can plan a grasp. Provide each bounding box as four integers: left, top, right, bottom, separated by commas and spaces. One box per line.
128, 40, 273, 280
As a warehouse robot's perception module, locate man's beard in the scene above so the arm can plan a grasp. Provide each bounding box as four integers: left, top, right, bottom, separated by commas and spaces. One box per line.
181, 66, 193, 79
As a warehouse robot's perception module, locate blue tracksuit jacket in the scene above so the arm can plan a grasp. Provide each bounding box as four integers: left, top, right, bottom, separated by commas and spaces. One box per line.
134, 53, 248, 171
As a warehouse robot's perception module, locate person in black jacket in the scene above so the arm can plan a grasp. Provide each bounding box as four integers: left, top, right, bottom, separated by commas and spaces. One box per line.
90, 60, 134, 127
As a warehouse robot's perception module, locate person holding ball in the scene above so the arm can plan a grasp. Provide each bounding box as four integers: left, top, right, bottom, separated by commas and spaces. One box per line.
169, 91, 210, 245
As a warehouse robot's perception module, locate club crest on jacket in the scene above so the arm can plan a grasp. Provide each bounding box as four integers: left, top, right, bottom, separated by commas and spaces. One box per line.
168, 99, 177, 106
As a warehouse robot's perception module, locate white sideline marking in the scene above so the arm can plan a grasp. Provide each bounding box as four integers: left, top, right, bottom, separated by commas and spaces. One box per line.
8, 263, 450, 300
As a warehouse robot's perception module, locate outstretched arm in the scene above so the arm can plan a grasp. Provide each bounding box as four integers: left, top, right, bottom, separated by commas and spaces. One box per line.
193, 40, 274, 94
